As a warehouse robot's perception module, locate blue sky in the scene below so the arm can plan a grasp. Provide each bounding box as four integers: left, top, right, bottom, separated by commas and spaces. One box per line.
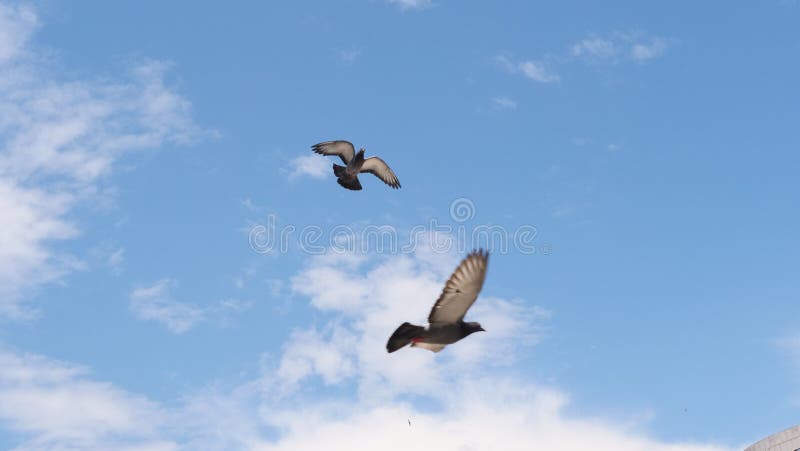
0, 0, 799, 449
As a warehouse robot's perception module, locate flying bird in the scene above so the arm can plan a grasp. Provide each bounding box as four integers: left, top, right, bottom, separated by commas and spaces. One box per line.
386, 250, 489, 353
311, 140, 401, 190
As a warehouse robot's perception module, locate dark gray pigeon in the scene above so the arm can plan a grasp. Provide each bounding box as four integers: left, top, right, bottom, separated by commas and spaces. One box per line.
386, 250, 489, 353
311, 140, 401, 190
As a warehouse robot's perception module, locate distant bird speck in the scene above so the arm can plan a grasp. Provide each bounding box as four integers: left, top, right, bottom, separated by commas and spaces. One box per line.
311, 140, 401, 190
386, 250, 488, 353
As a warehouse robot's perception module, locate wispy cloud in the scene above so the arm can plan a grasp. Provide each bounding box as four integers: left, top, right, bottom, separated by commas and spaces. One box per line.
387, 0, 432, 11
107, 247, 125, 273
129, 279, 251, 334
0, 4, 205, 319
571, 35, 620, 61
571, 31, 670, 64
496, 54, 560, 83
491, 96, 518, 110
240, 197, 263, 213
89, 242, 126, 275
518, 60, 560, 83
337, 47, 362, 64
285, 154, 330, 180
0, 3, 37, 63
630, 37, 668, 62
496, 30, 670, 85
0, 348, 172, 450
129, 279, 204, 334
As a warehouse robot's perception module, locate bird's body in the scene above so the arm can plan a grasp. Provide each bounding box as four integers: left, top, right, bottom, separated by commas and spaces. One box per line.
386, 250, 489, 353
312, 140, 401, 190
422, 322, 473, 344
332, 148, 367, 190
387, 321, 484, 353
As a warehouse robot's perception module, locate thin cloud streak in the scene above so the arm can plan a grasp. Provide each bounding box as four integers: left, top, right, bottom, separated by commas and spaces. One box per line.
495, 54, 560, 83
129, 279, 251, 334
492, 96, 517, 110
387, 0, 432, 11
496, 30, 670, 85
570, 31, 670, 64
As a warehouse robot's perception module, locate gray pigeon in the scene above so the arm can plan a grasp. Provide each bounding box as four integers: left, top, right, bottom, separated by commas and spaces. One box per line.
311, 140, 401, 190
386, 250, 489, 353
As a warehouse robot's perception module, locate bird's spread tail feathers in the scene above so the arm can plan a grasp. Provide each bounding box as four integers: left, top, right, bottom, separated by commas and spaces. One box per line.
337, 176, 362, 190
386, 322, 425, 353
333, 163, 345, 177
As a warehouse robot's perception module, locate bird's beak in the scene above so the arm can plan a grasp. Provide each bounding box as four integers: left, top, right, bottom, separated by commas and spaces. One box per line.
478, 326, 486, 332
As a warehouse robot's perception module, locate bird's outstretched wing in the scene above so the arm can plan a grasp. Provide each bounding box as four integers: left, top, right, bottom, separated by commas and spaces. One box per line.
428, 250, 489, 323
360, 157, 401, 189
312, 141, 355, 164
411, 342, 446, 353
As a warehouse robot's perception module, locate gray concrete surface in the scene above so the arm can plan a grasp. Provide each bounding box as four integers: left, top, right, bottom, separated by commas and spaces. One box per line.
746, 425, 800, 451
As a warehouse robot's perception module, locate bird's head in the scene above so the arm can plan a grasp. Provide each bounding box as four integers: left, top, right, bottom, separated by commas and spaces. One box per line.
464, 322, 485, 335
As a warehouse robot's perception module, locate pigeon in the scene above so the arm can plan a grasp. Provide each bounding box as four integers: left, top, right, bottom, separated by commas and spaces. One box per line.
386, 250, 489, 353
311, 140, 401, 190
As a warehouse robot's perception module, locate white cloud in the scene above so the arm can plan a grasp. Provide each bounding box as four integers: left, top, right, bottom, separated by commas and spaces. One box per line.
0, 4, 205, 318
240, 197, 262, 213
387, 0, 432, 11
0, 343, 737, 451
497, 31, 669, 86
0, 181, 78, 318
631, 37, 668, 62
89, 242, 126, 275
129, 279, 251, 334
552, 203, 575, 219
252, 381, 732, 451
0, 246, 736, 450
277, 326, 357, 388
570, 32, 670, 64
337, 47, 362, 64
519, 60, 560, 83
0, 3, 37, 63
0, 348, 175, 450
496, 55, 560, 84
494, 54, 517, 72
571, 36, 620, 61
491, 96, 517, 110
216, 298, 252, 313
285, 154, 330, 180
108, 247, 126, 273
130, 279, 205, 334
